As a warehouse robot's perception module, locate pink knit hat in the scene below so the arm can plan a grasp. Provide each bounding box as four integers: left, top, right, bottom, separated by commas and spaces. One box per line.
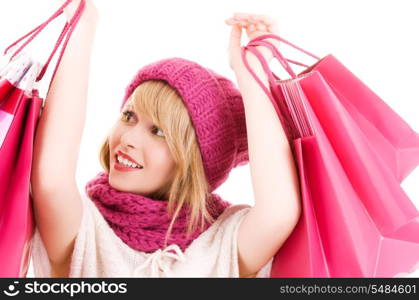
121, 57, 248, 192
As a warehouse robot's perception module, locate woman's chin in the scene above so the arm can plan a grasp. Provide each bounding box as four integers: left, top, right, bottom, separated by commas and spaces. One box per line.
108, 173, 126, 191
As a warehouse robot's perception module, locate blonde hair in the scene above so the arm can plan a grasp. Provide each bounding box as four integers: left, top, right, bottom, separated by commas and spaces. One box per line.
99, 80, 215, 246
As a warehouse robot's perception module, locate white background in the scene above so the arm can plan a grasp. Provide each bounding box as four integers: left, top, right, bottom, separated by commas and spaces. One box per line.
1, 0, 418, 277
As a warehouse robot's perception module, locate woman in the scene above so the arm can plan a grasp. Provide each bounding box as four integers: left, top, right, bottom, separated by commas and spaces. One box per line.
30, 0, 301, 277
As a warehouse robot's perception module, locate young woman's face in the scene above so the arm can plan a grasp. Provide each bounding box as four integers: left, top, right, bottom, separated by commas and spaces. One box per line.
108, 99, 176, 198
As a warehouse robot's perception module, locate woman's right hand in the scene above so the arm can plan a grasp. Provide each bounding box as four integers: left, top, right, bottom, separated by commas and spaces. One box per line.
226, 13, 280, 75
58, 0, 98, 24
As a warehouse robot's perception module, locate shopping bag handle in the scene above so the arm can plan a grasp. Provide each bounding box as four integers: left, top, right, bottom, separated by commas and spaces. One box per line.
241, 45, 299, 143
241, 35, 319, 140
247, 34, 321, 80
241, 45, 278, 103
3, 0, 86, 83
249, 39, 302, 78
249, 33, 321, 63
38, 0, 86, 83
3, 0, 73, 59
241, 33, 321, 97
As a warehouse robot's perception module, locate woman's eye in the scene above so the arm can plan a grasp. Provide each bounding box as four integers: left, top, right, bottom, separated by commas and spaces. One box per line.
152, 126, 165, 138
122, 111, 164, 138
121, 110, 135, 122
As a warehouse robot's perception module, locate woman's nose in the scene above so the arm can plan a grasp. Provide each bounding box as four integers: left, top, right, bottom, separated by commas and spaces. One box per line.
120, 127, 143, 149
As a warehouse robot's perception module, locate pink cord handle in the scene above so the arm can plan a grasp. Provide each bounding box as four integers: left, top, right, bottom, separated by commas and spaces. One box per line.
240, 34, 322, 142
250, 36, 320, 78
241, 33, 321, 99
241, 45, 298, 143
249, 33, 321, 61
38, 0, 86, 83
3, 0, 86, 83
4, 0, 73, 59
249, 40, 298, 79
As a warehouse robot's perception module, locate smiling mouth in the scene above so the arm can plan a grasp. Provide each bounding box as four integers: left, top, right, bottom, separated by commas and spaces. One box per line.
114, 154, 143, 169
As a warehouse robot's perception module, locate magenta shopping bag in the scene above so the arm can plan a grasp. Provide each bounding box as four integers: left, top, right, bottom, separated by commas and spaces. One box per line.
0, 56, 42, 277
0, 0, 86, 277
241, 34, 419, 277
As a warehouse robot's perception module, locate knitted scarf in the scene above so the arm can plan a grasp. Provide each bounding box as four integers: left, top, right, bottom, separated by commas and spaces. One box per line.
85, 172, 231, 253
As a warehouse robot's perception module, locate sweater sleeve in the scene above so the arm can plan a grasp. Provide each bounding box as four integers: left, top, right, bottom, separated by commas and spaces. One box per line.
30, 229, 52, 277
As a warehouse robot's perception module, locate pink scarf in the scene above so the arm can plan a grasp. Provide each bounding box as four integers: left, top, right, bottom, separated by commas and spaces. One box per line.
85, 172, 231, 253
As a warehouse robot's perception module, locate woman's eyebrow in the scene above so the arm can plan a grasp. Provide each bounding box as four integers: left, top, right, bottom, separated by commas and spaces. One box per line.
128, 107, 151, 122
124, 103, 153, 121
124, 103, 137, 113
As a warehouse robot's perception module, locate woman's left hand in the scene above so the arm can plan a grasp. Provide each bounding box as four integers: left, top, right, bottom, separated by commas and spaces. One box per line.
225, 13, 279, 74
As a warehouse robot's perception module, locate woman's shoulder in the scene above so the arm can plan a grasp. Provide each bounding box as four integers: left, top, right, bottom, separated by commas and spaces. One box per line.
216, 203, 252, 223
186, 203, 252, 249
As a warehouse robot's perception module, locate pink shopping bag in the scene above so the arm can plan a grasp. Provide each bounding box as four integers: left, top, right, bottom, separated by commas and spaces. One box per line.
241, 34, 419, 277
0, 56, 42, 277
0, 0, 86, 277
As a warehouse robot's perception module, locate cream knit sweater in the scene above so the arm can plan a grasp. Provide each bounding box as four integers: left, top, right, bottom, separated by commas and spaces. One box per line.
31, 194, 272, 277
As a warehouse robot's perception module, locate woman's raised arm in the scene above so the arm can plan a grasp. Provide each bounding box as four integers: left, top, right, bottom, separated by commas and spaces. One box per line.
30, 0, 98, 276
226, 13, 302, 277
32, 0, 98, 186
